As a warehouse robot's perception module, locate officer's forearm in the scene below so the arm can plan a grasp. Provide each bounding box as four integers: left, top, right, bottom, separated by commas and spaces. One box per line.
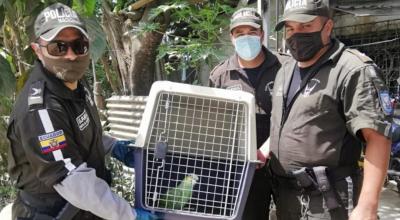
357, 128, 390, 210
54, 163, 135, 220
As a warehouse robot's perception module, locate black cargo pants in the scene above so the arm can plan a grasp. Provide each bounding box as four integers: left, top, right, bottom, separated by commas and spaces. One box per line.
242, 165, 273, 220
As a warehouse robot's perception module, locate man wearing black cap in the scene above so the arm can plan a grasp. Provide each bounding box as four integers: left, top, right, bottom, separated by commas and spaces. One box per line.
258, 0, 392, 219
7, 3, 155, 220
209, 7, 288, 220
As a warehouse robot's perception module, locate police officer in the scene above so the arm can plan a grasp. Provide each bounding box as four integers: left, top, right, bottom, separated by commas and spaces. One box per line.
209, 8, 288, 220
7, 3, 155, 220
258, 0, 392, 219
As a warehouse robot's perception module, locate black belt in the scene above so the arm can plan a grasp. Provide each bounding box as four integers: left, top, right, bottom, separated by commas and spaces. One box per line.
271, 165, 358, 183
271, 166, 358, 211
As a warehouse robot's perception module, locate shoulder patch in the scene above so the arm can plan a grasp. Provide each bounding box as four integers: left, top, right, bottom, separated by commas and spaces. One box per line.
346, 49, 373, 63
209, 60, 230, 86
378, 90, 393, 116
38, 129, 67, 154
28, 80, 45, 110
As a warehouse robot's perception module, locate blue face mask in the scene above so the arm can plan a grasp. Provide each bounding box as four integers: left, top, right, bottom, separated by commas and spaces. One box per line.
234, 35, 262, 61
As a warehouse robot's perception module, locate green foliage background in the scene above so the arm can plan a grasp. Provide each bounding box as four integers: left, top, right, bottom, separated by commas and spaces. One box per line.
0, 96, 15, 210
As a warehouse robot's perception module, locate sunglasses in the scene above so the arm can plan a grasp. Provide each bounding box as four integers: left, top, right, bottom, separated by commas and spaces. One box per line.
39, 39, 89, 56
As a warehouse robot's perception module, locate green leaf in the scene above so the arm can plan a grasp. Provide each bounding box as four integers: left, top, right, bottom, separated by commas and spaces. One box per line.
0, 0, 5, 6
149, 2, 188, 20
137, 22, 161, 35
85, 17, 106, 62
73, 0, 96, 17
0, 53, 16, 96
113, 0, 126, 12
84, 0, 96, 16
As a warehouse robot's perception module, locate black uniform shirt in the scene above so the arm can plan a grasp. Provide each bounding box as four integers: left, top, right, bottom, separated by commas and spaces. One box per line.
269, 39, 392, 175
7, 61, 108, 195
209, 47, 289, 147
244, 64, 263, 87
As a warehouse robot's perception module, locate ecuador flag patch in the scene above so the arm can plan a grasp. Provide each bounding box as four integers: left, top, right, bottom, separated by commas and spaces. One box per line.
38, 130, 67, 154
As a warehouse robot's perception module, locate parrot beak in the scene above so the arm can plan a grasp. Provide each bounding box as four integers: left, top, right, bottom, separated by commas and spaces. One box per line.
190, 174, 199, 184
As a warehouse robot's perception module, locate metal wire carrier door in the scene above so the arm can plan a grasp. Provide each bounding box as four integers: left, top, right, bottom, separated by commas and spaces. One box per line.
135, 81, 257, 220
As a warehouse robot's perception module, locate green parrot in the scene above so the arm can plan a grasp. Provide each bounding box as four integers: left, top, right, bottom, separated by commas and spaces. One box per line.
158, 173, 199, 210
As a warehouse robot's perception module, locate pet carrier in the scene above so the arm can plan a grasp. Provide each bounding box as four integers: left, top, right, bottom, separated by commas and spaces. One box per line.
133, 81, 258, 220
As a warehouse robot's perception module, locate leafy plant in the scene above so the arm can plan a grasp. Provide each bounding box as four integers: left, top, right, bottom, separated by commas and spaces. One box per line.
0, 52, 15, 96
108, 158, 135, 205
152, 0, 235, 77
0, 95, 14, 209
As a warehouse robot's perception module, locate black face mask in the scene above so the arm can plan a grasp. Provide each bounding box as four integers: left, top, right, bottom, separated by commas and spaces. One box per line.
286, 23, 328, 62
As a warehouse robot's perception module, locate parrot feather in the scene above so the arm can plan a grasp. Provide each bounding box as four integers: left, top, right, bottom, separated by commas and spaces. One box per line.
158, 173, 199, 210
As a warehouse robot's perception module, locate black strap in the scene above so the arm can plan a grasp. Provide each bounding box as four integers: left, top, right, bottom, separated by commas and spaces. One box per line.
285, 65, 302, 108
55, 203, 80, 220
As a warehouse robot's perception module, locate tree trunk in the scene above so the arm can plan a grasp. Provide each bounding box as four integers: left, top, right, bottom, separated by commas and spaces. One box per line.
128, 31, 164, 95
101, 1, 130, 94
3, 1, 29, 94
128, 3, 169, 95
101, 54, 122, 95
101, 1, 169, 96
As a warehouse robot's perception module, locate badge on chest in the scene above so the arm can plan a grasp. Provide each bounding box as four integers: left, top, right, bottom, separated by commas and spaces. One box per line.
76, 109, 90, 131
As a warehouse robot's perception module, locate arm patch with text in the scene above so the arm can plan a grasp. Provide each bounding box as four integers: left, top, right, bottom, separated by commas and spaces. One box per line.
38, 130, 67, 154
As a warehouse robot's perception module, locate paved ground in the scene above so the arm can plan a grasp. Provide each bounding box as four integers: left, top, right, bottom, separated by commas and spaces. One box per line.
378, 181, 400, 220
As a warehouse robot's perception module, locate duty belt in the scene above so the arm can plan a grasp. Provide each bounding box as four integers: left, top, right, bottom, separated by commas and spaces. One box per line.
272, 166, 358, 211
292, 167, 340, 210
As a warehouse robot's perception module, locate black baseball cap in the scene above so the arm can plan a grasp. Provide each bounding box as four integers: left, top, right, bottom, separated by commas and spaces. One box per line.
230, 8, 263, 32
34, 3, 88, 41
275, 0, 331, 31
